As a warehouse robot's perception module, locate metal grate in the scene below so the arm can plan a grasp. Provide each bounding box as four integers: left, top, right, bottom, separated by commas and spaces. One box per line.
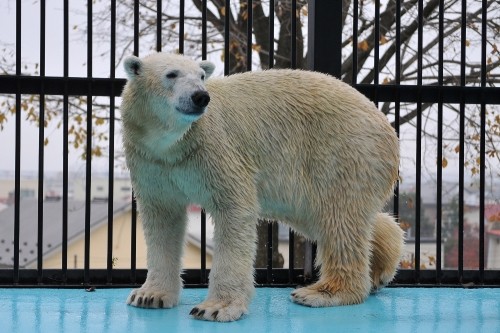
0, 0, 499, 288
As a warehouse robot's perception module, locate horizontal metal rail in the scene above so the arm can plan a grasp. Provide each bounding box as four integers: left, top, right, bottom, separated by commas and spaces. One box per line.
1, 76, 499, 105
1, 268, 500, 288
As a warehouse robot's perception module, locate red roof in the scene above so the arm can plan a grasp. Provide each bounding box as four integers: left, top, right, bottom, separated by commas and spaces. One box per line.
487, 229, 500, 237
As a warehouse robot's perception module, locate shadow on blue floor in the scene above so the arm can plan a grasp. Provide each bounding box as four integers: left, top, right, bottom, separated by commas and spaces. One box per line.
1, 287, 499, 333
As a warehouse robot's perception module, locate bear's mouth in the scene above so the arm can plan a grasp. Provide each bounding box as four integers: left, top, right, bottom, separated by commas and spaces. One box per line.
175, 106, 206, 118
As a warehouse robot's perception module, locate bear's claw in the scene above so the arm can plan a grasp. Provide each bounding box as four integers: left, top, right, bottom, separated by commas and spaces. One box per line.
127, 287, 179, 309
212, 310, 219, 320
189, 299, 247, 322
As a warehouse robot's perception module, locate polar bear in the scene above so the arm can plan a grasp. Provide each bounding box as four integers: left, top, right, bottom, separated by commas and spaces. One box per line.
121, 52, 404, 322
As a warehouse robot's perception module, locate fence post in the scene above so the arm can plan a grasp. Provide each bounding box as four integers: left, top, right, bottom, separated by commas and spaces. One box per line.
307, 0, 343, 78
304, 0, 343, 281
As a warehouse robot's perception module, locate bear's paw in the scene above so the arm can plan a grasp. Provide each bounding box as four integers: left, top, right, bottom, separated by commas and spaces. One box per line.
190, 298, 248, 322
370, 266, 397, 292
290, 282, 368, 307
127, 287, 179, 309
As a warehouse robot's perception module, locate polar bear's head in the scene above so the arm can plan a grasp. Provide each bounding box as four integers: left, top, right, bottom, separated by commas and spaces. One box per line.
123, 53, 215, 123
121, 53, 215, 154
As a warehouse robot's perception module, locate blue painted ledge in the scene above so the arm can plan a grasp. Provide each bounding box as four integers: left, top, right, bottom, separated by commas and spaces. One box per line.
1, 287, 499, 333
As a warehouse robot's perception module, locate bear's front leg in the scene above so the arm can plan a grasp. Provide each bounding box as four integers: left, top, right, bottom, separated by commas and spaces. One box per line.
127, 204, 187, 309
190, 209, 257, 322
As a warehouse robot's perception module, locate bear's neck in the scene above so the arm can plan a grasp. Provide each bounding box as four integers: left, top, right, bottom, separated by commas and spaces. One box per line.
123, 120, 199, 166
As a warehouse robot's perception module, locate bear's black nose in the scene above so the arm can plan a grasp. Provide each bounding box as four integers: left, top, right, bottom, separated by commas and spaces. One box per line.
191, 91, 210, 108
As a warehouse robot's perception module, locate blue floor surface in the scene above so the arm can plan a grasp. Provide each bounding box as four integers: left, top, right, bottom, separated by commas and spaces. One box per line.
1, 287, 499, 333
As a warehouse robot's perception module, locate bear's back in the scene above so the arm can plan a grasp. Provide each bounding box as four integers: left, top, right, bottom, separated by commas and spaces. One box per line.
202, 69, 397, 159
195, 69, 399, 210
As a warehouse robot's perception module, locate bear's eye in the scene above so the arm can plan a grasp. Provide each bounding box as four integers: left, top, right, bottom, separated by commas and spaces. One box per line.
201, 74, 206, 80
166, 72, 178, 79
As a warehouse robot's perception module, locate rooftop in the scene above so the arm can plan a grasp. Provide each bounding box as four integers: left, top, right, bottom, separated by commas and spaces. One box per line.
0, 199, 130, 268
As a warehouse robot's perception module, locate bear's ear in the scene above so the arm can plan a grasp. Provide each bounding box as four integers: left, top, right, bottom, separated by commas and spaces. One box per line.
199, 60, 215, 79
124, 56, 143, 79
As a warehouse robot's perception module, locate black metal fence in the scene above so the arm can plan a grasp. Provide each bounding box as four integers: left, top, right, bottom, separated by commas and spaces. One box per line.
0, 0, 499, 287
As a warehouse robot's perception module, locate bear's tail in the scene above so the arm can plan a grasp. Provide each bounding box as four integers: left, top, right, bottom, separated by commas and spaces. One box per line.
370, 212, 405, 291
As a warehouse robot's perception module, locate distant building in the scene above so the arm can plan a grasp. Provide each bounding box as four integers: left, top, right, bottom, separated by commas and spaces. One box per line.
71, 175, 133, 202
0, 171, 133, 203
0, 199, 213, 270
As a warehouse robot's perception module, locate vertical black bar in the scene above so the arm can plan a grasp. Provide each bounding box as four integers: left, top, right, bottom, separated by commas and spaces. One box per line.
200, 0, 208, 284
288, 229, 294, 283
131, 0, 140, 284
37, 0, 46, 284
268, 0, 274, 69
414, 0, 424, 281
289, 3, 296, 276
458, 0, 466, 283
478, 0, 487, 283
308, 0, 342, 77
352, 0, 358, 83
288, 1, 296, 275
200, 209, 207, 284
224, 0, 230, 75
290, 0, 296, 69
415, 125, 421, 278
246, 0, 252, 71
395, 0, 401, 84
267, 222, 273, 283
393, 0, 401, 220
480, 2, 487, 104
266, 0, 275, 283
62, 0, 69, 281
458, 124, 464, 278
202, 0, 207, 59
134, 0, 139, 56
436, 0, 444, 283
157, 0, 162, 52
179, 0, 184, 54
107, 0, 117, 284
305, 0, 342, 280
286, 0, 297, 274
373, 0, 380, 108
14, 0, 22, 285
131, 196, 137, 283
84, 0, 93, 285
373, 0, 380, 86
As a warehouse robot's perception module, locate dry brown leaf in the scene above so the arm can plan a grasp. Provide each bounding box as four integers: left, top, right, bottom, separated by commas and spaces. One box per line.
358, 40, 370, 51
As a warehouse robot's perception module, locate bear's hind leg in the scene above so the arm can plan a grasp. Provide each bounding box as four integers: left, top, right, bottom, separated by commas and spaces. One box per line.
370, 213, 405, 291
290, 214, 373, 307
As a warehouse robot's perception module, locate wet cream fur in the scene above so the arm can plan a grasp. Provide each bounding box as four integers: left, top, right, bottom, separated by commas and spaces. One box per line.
121, 53, 404, 322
